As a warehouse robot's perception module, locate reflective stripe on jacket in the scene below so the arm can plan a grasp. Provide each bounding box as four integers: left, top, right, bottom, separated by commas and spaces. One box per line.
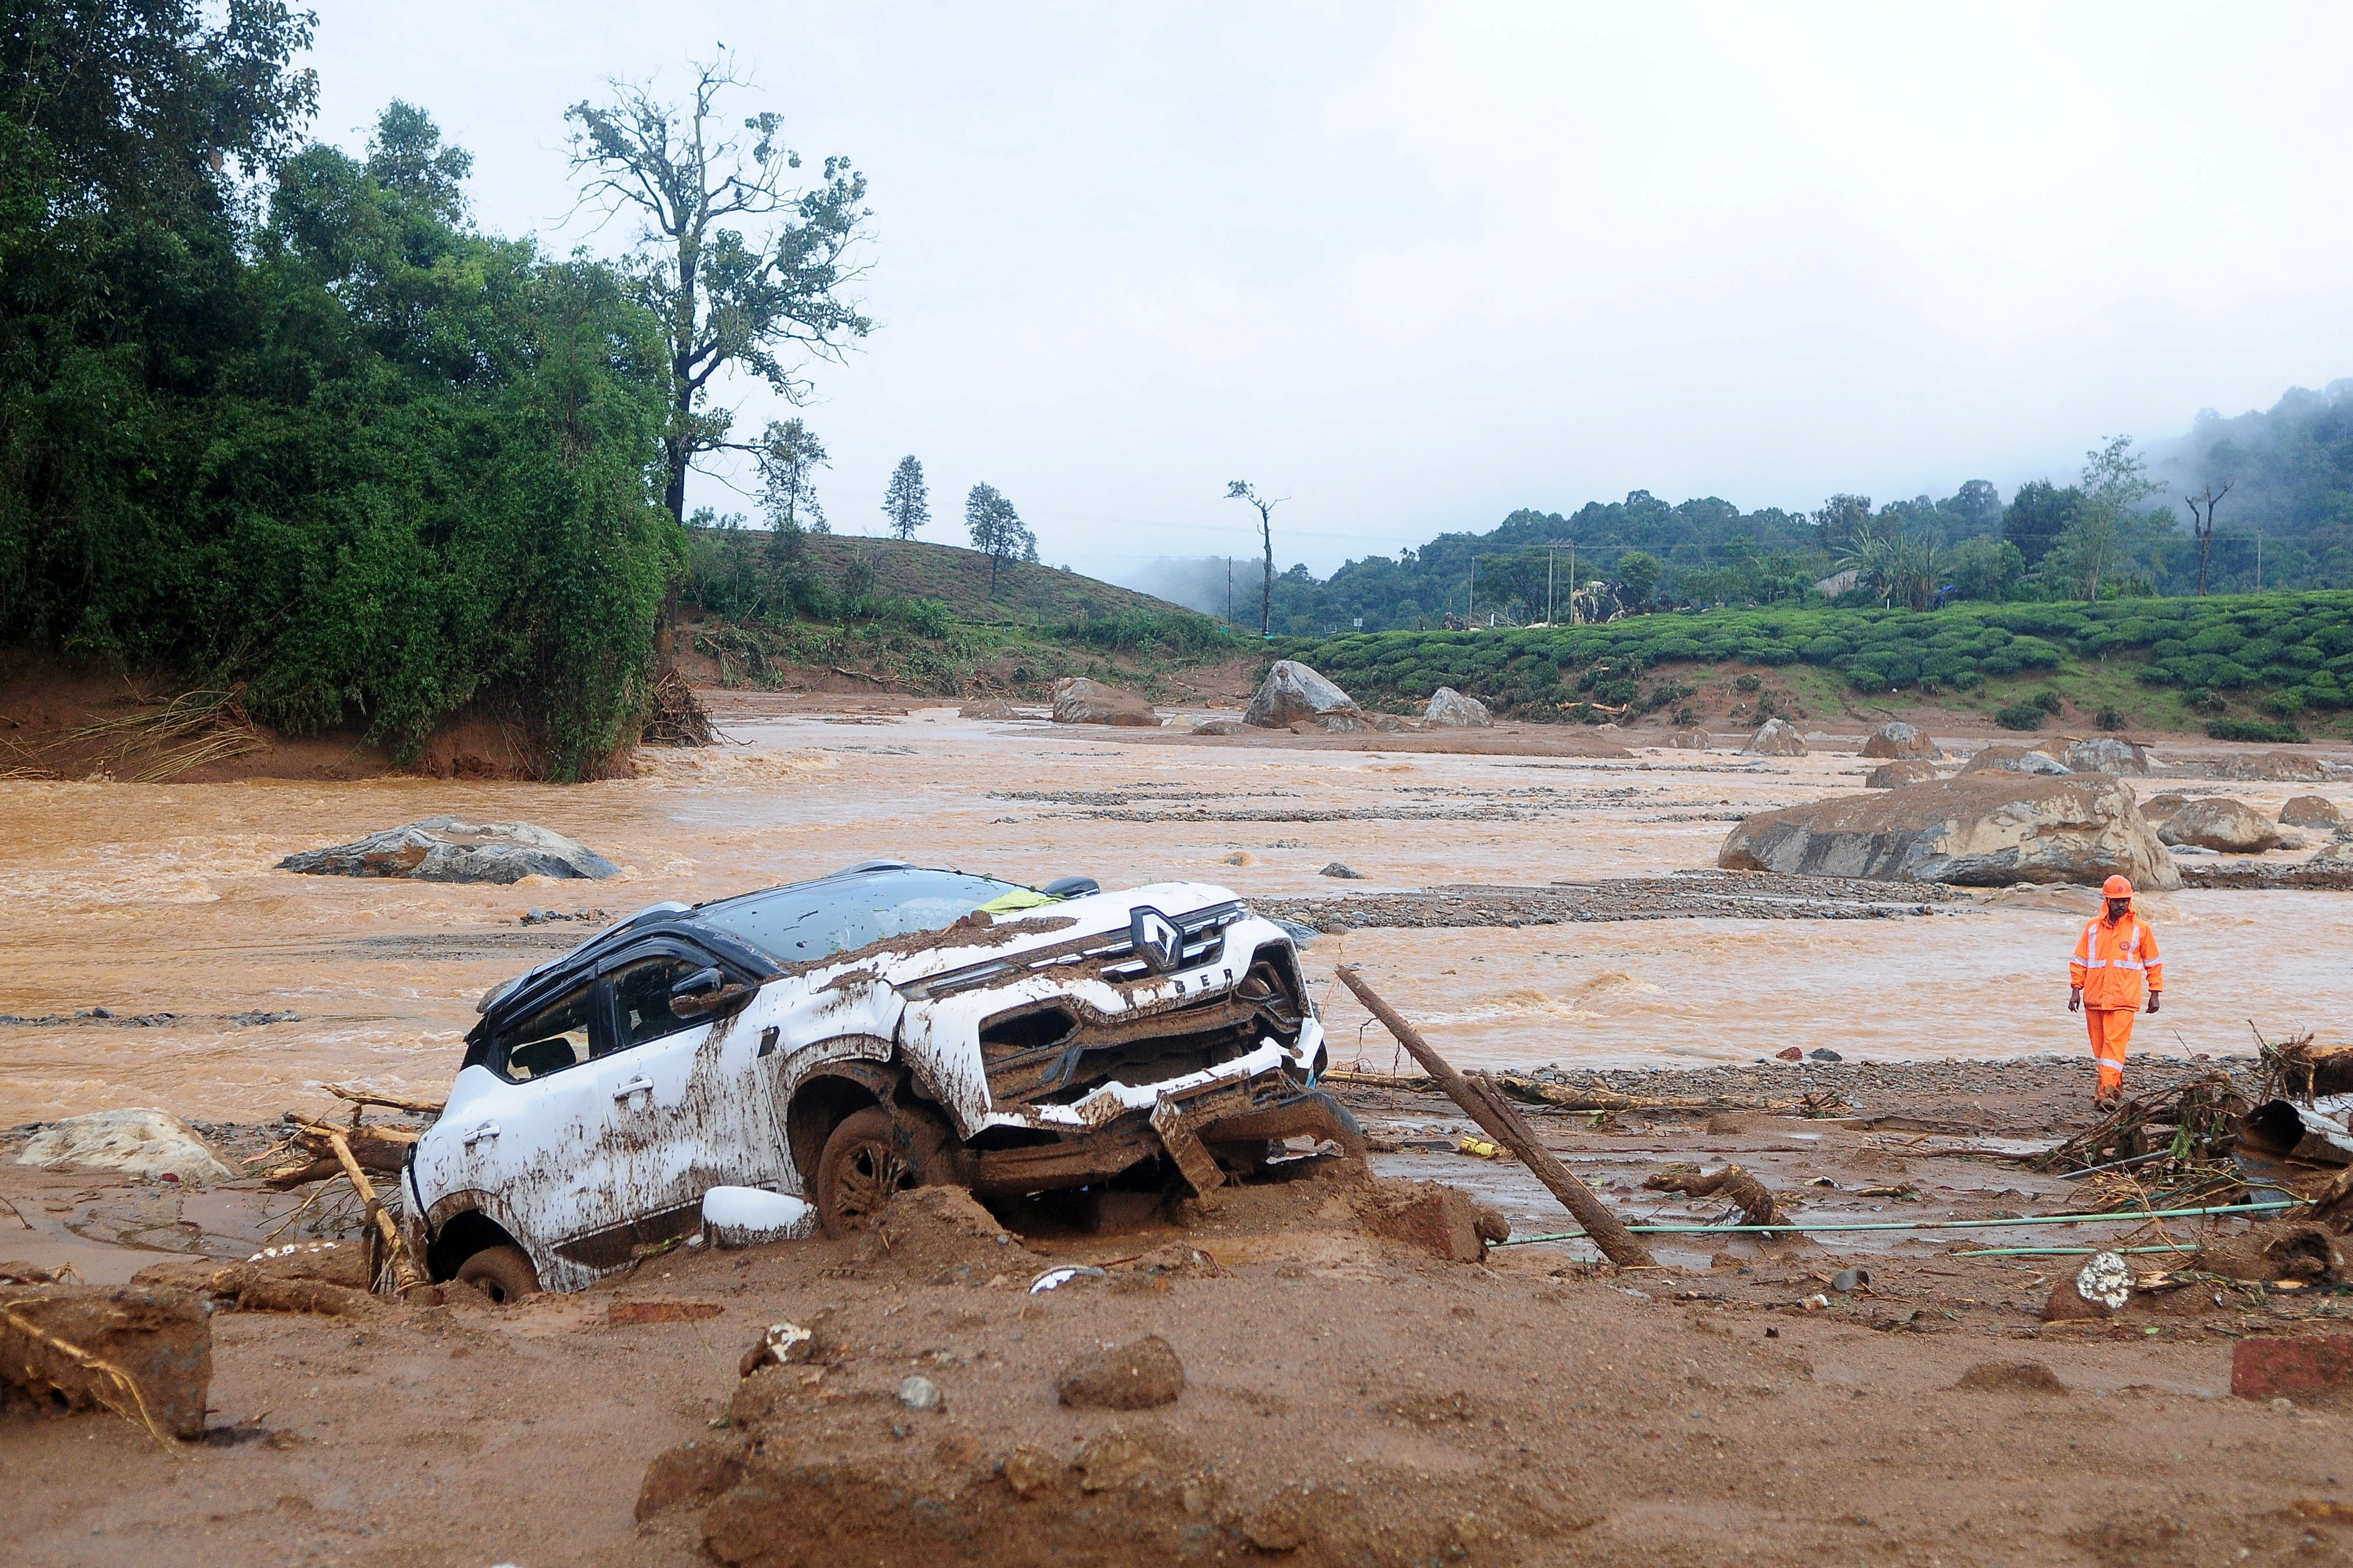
2070, 912, 2162, 1009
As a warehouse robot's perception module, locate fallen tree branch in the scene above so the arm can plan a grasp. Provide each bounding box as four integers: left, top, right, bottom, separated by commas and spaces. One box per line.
1643, 1164, 1788, 1229
312, 1127, 420, 1294
1335, 965, 1656, 1269
324, 1083, 444, 1117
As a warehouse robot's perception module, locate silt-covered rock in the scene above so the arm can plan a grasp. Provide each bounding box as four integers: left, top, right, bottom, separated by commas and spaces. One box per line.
1717, 774, 2179, 888
278, 817, 618, 883
1244, 661, 1361, 729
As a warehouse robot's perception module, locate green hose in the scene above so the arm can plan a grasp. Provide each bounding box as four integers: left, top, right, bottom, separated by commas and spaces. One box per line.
1490, 1198, 2296, 1248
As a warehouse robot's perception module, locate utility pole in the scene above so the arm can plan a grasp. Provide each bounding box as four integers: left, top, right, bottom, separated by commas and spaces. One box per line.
1224, 557, 1232, 628
1467, 556, 1476, 620
2256, 530, 2263, 592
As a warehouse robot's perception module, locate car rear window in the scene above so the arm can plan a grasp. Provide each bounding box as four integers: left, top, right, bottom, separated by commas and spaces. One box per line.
695, 869, 1032, 963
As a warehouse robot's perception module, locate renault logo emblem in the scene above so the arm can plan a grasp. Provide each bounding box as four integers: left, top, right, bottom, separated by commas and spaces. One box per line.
1130, 906, 1183, 973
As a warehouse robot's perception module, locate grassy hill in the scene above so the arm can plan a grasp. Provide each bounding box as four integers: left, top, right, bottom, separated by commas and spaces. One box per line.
692, 529, 1196, 626
1283, 591, 2353, 740
676, 530, 1250, 702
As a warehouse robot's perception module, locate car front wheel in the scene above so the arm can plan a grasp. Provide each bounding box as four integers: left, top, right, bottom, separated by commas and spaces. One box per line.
815, 1106, 951, 1238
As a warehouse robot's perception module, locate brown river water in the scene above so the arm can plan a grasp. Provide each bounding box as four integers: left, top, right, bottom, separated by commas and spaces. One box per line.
2, 699, 2347, 1125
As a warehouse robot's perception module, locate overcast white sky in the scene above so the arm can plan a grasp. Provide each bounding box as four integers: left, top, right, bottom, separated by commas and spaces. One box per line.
306, 1, 2353, 579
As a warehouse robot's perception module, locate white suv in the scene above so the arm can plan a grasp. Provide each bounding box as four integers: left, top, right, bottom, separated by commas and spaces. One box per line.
401, 862, 1351, 1297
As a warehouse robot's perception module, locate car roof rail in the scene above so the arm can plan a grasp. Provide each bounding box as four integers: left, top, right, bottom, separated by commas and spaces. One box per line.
837, 859, 912, 875
1042, 876, 1100, 898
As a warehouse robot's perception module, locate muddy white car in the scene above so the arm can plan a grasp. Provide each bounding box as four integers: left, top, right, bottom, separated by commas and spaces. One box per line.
401, 861, 1356, 1297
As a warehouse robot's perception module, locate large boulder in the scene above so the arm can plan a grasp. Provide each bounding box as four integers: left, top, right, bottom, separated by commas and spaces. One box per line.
1243, 661, 1361, 729
2281, 795, 2345, 828
1865, 760, 1938, 789
17, 1109, 232, 1184
279, 817, 618, 883
1050, 677, 1160, 728
1862, 722, 1941, 761
1665, 727, 1712, 750
2159, 797, 2283, 854
2065, 738, 2150, 775
1717, 774, 2179, 889
1423, 687, 1493, 728
2217, 750, 2331, 782
1961, 744, 2070, 777
1743, 718, 1806, 757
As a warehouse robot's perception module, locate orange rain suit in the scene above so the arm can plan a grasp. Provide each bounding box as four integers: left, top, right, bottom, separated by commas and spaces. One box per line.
2070, 910, 2162, 1095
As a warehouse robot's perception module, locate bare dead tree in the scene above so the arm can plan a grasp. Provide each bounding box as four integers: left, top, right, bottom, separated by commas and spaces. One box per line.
1225, 482, 1286, 637
2185, 479, 2235, 596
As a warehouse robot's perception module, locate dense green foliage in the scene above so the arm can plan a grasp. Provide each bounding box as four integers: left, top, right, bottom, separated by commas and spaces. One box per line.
2157, 382, 2353, 590
1285, 591, 2353, 724
2, 4, 681, 775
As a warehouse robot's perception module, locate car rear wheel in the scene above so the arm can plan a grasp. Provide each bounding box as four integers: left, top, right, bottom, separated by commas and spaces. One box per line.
454, 1243, 540, 1304
816, 1106, 952, 1238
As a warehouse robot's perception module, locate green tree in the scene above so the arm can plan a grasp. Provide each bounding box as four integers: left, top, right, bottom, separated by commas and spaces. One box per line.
965, 481, 1034, 593
2047, 436, 2162, 599
1946, 535, 2026, 601
882, 454, 928, 539
2002, 480, 2078, 569
1946, 479, 2004, 535
1811, 494, 1874, 553
1615, 549, 1663, 609
566, 55, 872, 525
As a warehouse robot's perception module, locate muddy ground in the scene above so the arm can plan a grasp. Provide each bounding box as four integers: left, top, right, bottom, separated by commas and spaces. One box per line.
8, 1066, 2353, 1567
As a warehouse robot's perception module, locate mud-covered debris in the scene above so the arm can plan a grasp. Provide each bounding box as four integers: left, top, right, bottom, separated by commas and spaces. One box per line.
702, 1186, 816, 1249
738, 1321, 816, 1378
0, 1283, 212, 1440
2196, 1223, 2345, 1285
1030, 1265, 1106, 1294
1644, 1164, 1788, 1229
1004, 1443, 1063, 1498
636, 1435, 749, 1520
1357, 1180, 1486, 1263
609, 1300, 725, 1326
856, 1187, 1031, 1286
1953, 1361, 2068, 1394
1057, 1333, 1185, 1410
2232, 1335, 2353, 1404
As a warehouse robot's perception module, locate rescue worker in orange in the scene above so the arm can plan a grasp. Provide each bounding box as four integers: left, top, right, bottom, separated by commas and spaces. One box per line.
2068, 874, 2162, 1105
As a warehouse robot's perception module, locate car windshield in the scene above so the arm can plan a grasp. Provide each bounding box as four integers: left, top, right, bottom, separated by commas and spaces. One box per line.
695, 868, 1036, 963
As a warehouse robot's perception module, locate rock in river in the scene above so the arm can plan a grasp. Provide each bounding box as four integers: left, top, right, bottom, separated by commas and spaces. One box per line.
1244, 661, 1362, 729
1960, 744, 2070, 776
1743, 718, 1806, 757
1864, 760, 1938, 789
278, 817, 619, 883
1423, 687, 1494, 728
1861, 721, 1940, 760
1717, 774, 2179, 889
2064, 737, 2149, 775
2281, 795, 2344, 828
2158, 797, 2283, 854
1050, 677, 1160, 727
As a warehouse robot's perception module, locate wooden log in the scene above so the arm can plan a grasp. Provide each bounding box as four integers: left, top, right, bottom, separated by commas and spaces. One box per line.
325, 1082, 444, 1117
1493, 1073, 1727, 1114
1335, 966, 1656, 1269
315, 1128, 421, 1294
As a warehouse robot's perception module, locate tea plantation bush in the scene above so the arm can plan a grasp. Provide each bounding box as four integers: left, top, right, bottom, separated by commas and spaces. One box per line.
1285, 592, 2353, 721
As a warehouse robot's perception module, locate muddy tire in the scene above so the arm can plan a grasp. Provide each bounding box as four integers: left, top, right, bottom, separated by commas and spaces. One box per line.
816, 1106, 952, 1239
455, 1243, 540, 1304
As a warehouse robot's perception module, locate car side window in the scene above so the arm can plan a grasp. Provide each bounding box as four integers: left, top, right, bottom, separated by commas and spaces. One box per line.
498, 989, 595, 1081
608, 956, 712, 1050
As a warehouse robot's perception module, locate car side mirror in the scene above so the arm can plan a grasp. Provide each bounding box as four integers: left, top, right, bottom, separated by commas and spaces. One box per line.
670, 966, 750, 1019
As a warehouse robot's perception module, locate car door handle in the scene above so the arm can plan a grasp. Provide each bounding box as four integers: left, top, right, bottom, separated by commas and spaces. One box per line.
611, 1075, 654, 1102
462, 1123, 500, 1147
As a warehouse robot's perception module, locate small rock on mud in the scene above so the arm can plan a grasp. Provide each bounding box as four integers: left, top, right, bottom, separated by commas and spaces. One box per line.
1057, 1333, 1186, 1409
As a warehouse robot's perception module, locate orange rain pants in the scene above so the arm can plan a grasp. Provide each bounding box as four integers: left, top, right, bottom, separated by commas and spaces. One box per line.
2084, 1008, 2135, 1095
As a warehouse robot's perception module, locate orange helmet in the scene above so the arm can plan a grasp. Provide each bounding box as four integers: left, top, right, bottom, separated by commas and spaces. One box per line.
2101, 875, 2134, 899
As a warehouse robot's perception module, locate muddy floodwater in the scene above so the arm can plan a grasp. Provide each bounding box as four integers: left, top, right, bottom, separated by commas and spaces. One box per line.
2, 698, 2347, 1125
